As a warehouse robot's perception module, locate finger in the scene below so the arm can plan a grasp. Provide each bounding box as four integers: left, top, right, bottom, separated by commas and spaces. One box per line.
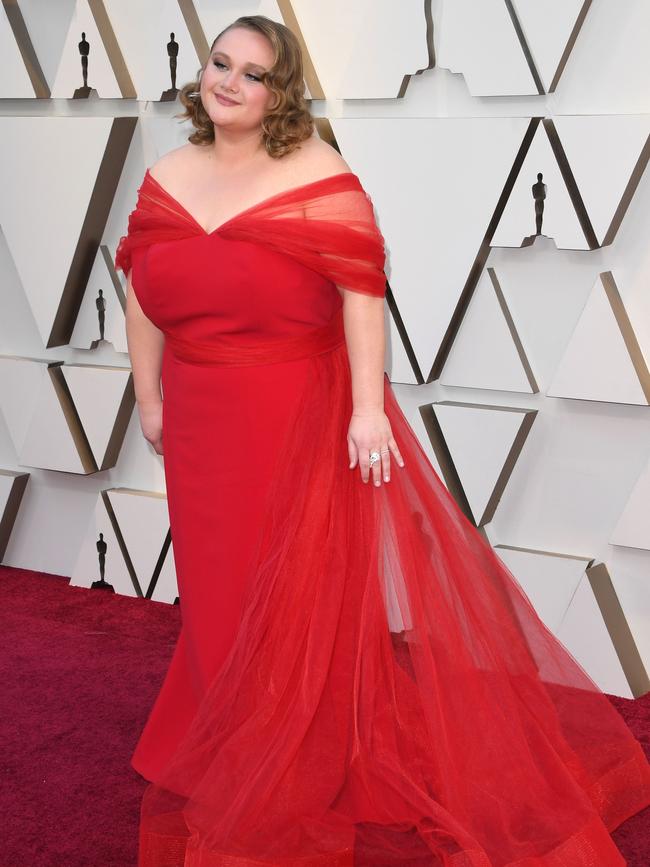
360, 449, 370, 483
371, 448, 382, 487
348, 438, 358, 469
388, 436, 405, 467
380, 447, 391, 482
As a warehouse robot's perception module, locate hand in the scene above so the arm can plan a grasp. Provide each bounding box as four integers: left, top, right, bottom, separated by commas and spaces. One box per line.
138, 400, 164, 455
347, 408, 404, 486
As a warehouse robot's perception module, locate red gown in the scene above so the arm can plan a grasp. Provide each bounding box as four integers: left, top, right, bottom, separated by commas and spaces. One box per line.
115, 168, 650, 867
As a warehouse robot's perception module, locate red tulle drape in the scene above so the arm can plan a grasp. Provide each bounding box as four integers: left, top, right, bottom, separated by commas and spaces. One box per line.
115, 169, 387, 298
115, 169, 650, 867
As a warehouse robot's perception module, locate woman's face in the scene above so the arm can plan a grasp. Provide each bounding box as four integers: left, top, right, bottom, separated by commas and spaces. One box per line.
200, 27, 275, 132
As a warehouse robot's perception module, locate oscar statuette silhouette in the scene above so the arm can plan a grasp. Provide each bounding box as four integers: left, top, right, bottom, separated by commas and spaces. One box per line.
523, 171, 549, 246
91, 532, 115, 591
73, 32, 96, 99
96, 289, 106, 343
160, 33, 180, 101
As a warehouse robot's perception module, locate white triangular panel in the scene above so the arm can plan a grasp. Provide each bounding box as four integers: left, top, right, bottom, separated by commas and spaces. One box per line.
556, 575, 632, 696
608, 560, 650, 670
610, 460, 650, 551
433, 402, 526, 524
150, 540, 179, 604
19, 369, 87, 472
70, 494, 137, 596
440, 269, 534, 393
288, 0, 429, 99
50, 0, 120, 98
0, 357, 51, 455
547, 274, 647, 405
0, 116, 113, 345
61, 364, 131, 466
105, 0, 202, 101
551, 1, 650, 114
21, 1, 81, 89
492, 123, 586, 249
106, 488, 170, 594
553, 115, 650, 245
511, 0, 590, 92
436, 0, 537, 96
0, 5, 35, 97
494, 545, 590, 631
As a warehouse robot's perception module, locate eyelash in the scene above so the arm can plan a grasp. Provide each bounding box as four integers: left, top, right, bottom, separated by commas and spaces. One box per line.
212, 60, 261, 82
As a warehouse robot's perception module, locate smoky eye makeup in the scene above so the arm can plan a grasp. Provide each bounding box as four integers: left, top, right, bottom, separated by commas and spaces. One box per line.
211, 54, 266, 81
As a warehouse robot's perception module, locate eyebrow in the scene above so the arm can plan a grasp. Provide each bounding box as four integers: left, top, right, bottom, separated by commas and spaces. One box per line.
211, 50, 268, 73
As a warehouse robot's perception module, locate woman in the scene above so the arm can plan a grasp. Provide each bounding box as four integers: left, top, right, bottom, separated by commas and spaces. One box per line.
115, 15, 650, 867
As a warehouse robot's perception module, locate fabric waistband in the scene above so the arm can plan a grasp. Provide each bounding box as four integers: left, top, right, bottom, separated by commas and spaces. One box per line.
163, 307, 345, 367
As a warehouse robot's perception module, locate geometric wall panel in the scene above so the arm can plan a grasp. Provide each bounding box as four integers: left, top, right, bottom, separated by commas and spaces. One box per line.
493, 544, 594, 634
69, 245, 126, 352
149, 536, 178, 605
435, 0, 538, 96
440, 267, 538, 394
0, 116, 134, 347
432, 401, 537, 526
495, 544, 642, 697
560, 562, 649, 698
0, 356, 53, 457
610, 457, 650, 552
106, 487, 174, 601
491, 119, 589, 249
22, 0, 121, 99
510, 0, 592, 93
552, 115, 650, 246
0, 3, 37, 98
332, 117, 531, 378
15, 361, 89, 473
605, 556, 650, 683
60, 363, 133, 470
547, 271, 650, 406
104, 0, 202, 100
15, 360, 133, 474
0, 469, 30, 563
287, 0, 430, 98
552, 0, 650, 114
70, 489, 141, 597
70, 487, 177, 600
384, 297, 421, 385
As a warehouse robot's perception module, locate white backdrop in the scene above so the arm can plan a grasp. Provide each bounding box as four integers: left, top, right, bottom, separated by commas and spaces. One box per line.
0, 0, 649, 698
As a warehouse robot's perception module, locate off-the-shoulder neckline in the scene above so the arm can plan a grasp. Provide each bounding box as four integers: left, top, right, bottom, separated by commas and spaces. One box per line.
143, 168, 361, 236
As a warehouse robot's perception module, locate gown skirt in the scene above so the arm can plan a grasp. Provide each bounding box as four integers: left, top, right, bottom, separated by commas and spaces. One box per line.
115, 169, 650, 867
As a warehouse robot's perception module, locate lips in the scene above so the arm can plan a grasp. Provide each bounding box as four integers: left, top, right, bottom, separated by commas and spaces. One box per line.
215, 93, 240, 106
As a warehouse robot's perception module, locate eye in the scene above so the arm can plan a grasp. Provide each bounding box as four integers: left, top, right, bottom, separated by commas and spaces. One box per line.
246, 73, 261, 82
213, 60, 226, 70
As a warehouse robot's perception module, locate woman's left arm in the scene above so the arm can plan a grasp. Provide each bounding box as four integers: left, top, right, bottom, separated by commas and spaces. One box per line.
341, 289, 405, 486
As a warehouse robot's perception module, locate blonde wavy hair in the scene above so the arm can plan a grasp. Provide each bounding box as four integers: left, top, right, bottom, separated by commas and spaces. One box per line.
175, 15, 314, 159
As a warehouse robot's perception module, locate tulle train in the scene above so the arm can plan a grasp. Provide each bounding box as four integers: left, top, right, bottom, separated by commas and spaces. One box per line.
136, 336, 650, 867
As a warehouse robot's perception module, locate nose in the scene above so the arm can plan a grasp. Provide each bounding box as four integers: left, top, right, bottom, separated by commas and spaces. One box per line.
221, 69, 238, 92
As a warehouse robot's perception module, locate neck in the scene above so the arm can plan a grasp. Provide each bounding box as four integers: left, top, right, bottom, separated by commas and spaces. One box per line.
207, 126, 267, 172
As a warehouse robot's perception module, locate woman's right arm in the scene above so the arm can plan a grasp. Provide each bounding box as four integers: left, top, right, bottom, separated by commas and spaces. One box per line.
125, 270, 165, 455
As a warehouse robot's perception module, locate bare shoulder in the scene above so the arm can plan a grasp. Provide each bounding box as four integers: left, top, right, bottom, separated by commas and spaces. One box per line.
288, 136, 353, 183
148, 143, 199, 184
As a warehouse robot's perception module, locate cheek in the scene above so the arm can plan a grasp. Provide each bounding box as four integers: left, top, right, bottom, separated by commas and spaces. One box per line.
250, 86, 273, 111
201, 67, 218, 88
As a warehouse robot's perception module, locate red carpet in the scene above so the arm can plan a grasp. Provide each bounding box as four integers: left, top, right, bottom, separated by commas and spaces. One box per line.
1, 563, 649, 866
